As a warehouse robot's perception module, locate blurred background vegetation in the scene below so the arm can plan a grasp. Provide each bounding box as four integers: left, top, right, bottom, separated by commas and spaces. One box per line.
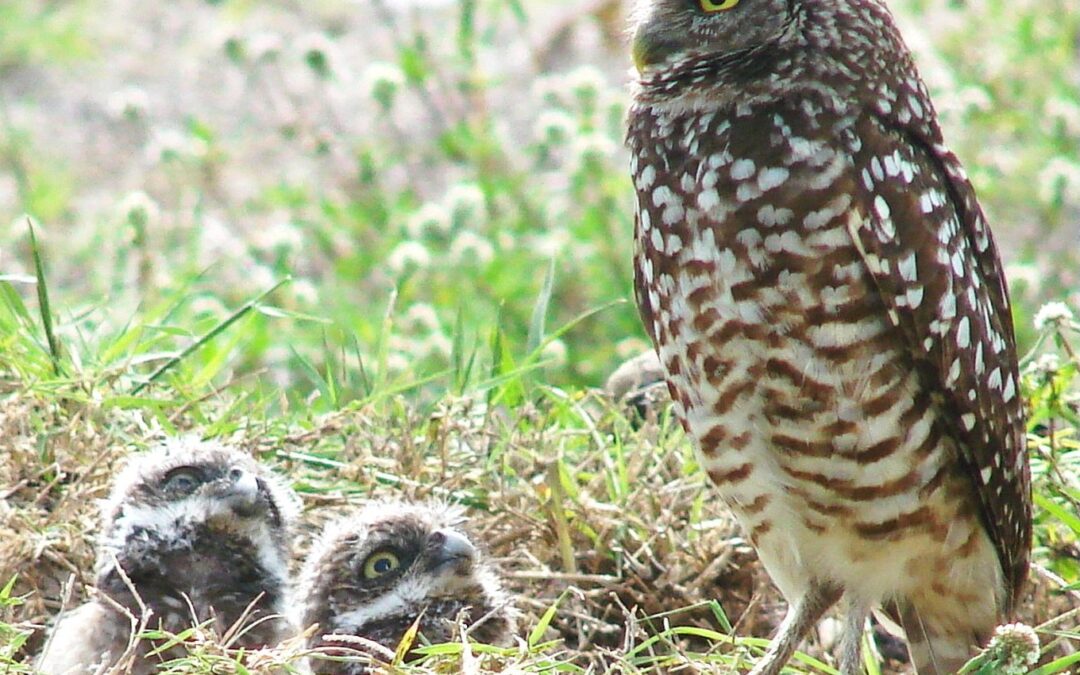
1, 0, 1076, 406
0, 0, 1077, 673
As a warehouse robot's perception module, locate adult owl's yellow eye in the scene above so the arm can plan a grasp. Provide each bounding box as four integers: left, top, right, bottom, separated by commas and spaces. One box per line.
362, 550, 401, 579
700, 0, 740, 12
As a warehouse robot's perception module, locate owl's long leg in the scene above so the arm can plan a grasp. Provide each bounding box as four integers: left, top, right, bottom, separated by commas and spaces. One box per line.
838, 599, 871, 675
747, 582, 841, 675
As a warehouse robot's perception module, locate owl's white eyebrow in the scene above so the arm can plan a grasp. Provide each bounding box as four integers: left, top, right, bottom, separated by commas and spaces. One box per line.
329, 576, 437, 631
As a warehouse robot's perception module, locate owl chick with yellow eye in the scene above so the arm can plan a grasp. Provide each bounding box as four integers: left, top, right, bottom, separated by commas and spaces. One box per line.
36, 438, 300, 675
298, 501, 516, 675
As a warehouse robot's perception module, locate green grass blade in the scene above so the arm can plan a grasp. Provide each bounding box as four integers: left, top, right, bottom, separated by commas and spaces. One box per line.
27, 218, 63, 375
528, 589, 568, 648
1028, 651, 1080, 675
131, 278, 291, 395
527, 257, 555, 355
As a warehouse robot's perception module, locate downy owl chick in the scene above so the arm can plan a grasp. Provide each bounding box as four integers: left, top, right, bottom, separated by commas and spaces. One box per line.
37, 437, 300, 674
298, 500, 515, 674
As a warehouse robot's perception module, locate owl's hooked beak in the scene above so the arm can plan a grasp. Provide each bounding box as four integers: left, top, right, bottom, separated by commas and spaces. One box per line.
631, 29, 676, 74
219, 467, 265, 517
631, 34, 653, 74
426, 529, 476, 575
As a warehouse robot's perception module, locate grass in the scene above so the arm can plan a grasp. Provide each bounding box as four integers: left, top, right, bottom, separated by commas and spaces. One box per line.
0, 0, 1078, 673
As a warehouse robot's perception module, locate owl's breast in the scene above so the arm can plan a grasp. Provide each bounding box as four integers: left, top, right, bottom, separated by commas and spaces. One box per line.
630, 101, 998, 606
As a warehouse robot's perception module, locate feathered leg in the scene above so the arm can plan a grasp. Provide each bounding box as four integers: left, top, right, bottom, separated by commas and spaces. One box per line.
838, 598, 871, 675
747, 582, 841, 675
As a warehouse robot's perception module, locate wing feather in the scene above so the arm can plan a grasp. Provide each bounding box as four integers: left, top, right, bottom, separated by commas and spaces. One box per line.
846, 112, 1030, 610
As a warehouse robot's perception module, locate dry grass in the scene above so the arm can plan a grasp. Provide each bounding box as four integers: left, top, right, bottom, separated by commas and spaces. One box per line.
4, 380, 1078, 673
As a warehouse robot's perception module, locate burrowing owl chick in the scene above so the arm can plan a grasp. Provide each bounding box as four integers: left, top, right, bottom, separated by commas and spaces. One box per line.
298, 501, 515, 674
37, 437, 299, 674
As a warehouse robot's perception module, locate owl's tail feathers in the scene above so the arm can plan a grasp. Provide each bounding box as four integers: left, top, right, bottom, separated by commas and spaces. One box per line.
883, 601, 980, 675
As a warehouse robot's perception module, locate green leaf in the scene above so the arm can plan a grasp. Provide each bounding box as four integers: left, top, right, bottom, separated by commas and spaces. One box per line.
527, 257, 555, 355
1035, 492, 1080, 536
28, 219, 63, 375
529, 589, 568, 648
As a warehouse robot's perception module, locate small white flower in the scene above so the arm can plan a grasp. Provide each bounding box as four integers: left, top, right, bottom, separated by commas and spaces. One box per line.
570, 131, 617, 172
534, 109, 576, 145
985, 622, 1040, 675
566, 65, 607, 101
106, 86, 150, 121
247, 32, 283, 61
290, 278, 319, 305
449, 231, 495, 265
387, 241, 431, 273
953, 85, 992, 114
1033, 301, 1074, 331
197, 215, 246, 261
531, 74, 566, 107
1037, 157, 1080, 207
189, 295, 227, 318
361, 62, 406, 109
1030, 353, 1060, 375
1005, 262, 1042, 296
403, 304, 441, 334
444, 183, 486, 226
146, 129, 207, 163
295, 32, 337, 78
421, 333, 453, 359
117, 191, 160, 233
1045, 96, 1080, 137
615, 337, 652, 360
9, 215, 39, 239
406, 202, 452, 238
249, 264, 276, 289
385, 351, 410, 374
526, 229, 570, 258
253, 220, 304, 253
540, 339, 568, 367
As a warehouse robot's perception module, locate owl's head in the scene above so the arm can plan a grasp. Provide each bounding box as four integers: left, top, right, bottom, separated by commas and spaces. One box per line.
99, 437, 300, 573
299, 501, 510, 644
631, 0, 795, 74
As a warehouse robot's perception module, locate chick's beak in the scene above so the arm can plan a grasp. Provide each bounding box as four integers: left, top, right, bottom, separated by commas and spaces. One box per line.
222, 467, 263, 516
426, 529, 477, 574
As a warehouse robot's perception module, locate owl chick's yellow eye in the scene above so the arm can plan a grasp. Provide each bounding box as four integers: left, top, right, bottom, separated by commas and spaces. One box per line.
699, 0, 740, 12
362, 550, 401, 579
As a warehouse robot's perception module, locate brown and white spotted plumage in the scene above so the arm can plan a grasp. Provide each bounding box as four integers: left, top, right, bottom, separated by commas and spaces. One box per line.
626, 1, 1030, 673
298, 501, 516, 675
36, 438, 299, 675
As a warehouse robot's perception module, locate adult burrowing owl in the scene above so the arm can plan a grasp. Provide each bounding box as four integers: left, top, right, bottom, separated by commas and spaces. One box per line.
298, 501, 515, 674
626, 1, 1031, 673
37, 438, 299, 675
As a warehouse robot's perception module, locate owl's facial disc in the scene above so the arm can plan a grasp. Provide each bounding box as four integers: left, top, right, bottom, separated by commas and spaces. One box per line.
160, 463, 272, 521
631, 0, 792, 75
